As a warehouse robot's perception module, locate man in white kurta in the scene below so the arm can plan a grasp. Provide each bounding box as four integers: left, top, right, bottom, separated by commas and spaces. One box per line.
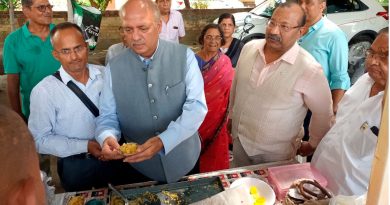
312, 28, 388, 196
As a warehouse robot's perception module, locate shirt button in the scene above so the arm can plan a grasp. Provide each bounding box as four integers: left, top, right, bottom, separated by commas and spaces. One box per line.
148, 83, 153, 88
150, 99, 155, 103
153, 115, 158, 120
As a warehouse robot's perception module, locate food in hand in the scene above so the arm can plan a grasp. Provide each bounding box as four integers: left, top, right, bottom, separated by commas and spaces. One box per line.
119, 143, 138, 155
250, 186, 266, 205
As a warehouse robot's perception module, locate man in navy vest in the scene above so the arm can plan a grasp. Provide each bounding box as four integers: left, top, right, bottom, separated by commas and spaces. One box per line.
96, 0, 207, 183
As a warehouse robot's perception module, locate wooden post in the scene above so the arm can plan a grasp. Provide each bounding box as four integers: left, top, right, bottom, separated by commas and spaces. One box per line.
366, 88, 388, 204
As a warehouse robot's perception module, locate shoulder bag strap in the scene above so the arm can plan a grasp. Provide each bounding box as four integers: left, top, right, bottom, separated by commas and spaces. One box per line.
53, 71, 99, 117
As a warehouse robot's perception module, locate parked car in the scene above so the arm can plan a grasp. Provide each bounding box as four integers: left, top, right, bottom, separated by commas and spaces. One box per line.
172, 0, 245, 10
218, 0, 388, 84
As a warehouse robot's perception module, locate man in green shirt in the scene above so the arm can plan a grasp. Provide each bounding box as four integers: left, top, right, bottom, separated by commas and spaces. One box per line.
3, 0, 60, 120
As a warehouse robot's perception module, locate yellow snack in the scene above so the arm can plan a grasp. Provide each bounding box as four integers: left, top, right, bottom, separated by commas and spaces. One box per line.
120, 143, 138, 155
67, 196, 84, 205
249, 186, 266, 205
250, 186, 258, 195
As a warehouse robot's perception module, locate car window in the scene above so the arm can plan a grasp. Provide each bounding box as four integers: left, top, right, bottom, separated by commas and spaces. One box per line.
251, 0, 286, 18
251, 0, 369, 17
326, 0, 368, 14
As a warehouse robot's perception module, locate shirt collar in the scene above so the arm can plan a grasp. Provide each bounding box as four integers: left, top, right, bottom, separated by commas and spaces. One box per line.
22, 22, 55, 38
308, 17, 325, 33
138, 40, 160, 62
59, 64, 100, 84
258, 39, 300, 65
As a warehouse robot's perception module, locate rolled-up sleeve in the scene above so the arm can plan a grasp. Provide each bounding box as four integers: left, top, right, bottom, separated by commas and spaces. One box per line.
328, 32, 350, 90
158, 48, 207, 154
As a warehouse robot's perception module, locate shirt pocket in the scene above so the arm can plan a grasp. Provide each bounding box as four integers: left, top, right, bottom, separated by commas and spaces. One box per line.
345, 122, 378, 160
165, 81, 184, 96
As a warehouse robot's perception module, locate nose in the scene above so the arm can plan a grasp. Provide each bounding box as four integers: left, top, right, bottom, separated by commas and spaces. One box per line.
131, 29, 142, 41
268, 24, 281, 34
69, 50, 78, 60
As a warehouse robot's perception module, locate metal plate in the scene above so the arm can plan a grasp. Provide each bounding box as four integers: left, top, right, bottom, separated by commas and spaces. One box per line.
116, 177, 224, 204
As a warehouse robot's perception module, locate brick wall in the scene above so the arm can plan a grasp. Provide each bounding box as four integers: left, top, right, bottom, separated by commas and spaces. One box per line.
0, 8, 251, 49
0, 8, 251, 72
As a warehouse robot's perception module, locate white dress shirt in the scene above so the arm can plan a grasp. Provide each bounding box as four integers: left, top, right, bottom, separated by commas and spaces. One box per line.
29, 64, 104, 158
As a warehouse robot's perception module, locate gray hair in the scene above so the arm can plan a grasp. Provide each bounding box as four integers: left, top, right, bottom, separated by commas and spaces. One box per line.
120, 0, 161, 23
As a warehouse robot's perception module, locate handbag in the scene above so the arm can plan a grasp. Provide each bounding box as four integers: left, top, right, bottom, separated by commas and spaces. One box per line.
52, 71, 99, 117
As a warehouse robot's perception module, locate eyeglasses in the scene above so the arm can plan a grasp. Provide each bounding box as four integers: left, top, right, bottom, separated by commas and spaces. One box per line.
267, 20, 302, 32
366, 49, 388, 61
31, 4, 53, 12
204, 35, 223, 41
54, 45, 87, 56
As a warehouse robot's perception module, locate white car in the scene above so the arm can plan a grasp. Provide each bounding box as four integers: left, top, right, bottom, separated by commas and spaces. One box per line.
220, 0, 388, 84
172, 0, 245, 10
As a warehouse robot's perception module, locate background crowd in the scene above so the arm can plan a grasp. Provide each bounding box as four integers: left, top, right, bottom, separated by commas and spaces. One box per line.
0, 0, 388, 204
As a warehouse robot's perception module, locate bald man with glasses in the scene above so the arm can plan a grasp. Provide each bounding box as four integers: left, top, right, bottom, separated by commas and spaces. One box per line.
29, 22, 139, 192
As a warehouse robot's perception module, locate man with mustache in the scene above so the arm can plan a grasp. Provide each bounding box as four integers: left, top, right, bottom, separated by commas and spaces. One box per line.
228, 2, 333, 166
97, 0, 207, 183
29, 22, 137, 191
312, 28, 388, 196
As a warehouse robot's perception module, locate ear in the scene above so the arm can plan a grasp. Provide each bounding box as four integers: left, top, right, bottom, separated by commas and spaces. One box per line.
319, 1, 326, 14
298, 26, 306, 37
157, 20, 162, 34
7, 178, 42, 205
52, 50, 60, 61
22, 6, 31, 18
84, 42, 89, 55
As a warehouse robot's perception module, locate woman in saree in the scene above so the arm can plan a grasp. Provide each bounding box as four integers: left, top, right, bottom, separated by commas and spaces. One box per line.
195, 24, 235, 172
218, 13, 244, 68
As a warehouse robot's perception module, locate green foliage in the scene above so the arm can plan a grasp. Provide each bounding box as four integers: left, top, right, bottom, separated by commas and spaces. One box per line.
191, 0, 208, 9
73, 0, 110, 11
0, 0, 21, 11
378, 0, 388, 6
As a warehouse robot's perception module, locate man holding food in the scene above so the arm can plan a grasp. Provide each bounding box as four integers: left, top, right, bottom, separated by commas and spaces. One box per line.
96, 0, 207, 183
28, 22, 141, 192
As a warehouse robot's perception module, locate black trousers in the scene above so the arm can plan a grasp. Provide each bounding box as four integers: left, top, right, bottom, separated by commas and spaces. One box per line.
303, 110, 313, 162
57, 153, 150, 192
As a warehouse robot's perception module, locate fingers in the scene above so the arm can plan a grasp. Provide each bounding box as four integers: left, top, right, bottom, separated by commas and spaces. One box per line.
101, 137, 123, 160
123, 142, 159, 163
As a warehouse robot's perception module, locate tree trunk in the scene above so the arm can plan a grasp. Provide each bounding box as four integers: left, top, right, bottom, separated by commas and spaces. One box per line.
9, 0, 15, 31
67, 0, 74, 22
183, 0, 191, 9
